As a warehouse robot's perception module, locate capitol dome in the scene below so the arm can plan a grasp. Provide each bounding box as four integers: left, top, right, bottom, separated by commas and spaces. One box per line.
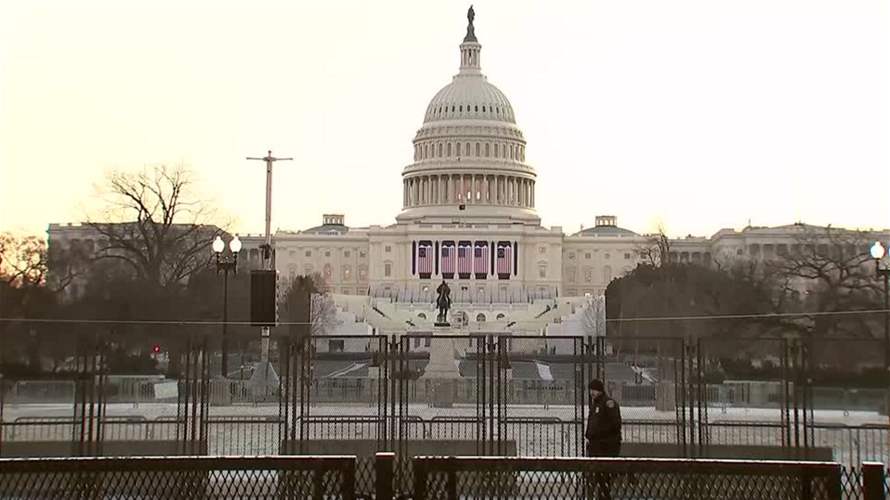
423, 76, 516, 124
397, 7, 539, 226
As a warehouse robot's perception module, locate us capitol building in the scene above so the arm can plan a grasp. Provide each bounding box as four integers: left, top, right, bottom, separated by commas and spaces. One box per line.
243, 11, 631, 334
48, 10, 889, 337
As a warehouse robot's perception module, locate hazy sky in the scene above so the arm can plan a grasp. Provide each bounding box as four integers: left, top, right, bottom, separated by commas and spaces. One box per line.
1, 1, 888, 239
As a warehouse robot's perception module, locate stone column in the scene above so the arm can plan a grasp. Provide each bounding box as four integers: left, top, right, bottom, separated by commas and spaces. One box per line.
471, 175, 477, 204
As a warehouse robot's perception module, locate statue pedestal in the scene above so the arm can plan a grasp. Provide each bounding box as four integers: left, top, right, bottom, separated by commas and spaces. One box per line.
422, 330, 461, 408
422, 334, 460, 380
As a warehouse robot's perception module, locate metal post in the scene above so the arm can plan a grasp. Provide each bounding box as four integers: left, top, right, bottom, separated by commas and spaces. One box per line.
375, 452, 395, 500
884, 272, 889, 435
222, 267, 229, 377
247, 150, 292, 364
883, 273, 888, 378
862, 461, 886, 500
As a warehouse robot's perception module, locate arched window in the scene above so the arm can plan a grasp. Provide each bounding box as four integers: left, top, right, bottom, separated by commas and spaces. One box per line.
465, 143, 470, 156
475, 143, 480, 156
437, 143, 442, 157
323, 263, 332, 281
476, 313, 486, 322
496, 313, 505, 320
456, 142, 461, 156
447, 143, 452, 157
485, 143, 490, 157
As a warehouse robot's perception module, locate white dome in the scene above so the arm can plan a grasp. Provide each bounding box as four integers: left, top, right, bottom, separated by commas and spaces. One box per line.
424, 76, 516, 124
398, 8, 539, 227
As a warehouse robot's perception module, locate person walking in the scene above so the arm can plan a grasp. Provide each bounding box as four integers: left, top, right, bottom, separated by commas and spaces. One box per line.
585, 379, 622, 499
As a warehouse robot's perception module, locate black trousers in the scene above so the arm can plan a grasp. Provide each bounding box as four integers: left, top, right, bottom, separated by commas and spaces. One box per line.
586, 441, 620, 500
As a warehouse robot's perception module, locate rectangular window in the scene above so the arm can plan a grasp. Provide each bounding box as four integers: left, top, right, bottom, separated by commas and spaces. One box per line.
424, 337, 431, 347
305, 250, 311, 257
344, 251, 351, 258
384, 263, 392, 277
585, 253, 591, 259
385, 246, 391, 253
624, 253, 631, 260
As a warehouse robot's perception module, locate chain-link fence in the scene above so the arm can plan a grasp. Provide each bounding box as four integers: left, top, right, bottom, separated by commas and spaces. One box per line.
0, 455, 357, 499
412, 456, 853, 500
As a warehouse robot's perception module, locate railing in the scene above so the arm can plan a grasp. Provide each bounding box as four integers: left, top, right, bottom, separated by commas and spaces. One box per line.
0, 453, 885, 499
3, 415, 889, 468
412, 456, 849, 500
0, 455, 357, 499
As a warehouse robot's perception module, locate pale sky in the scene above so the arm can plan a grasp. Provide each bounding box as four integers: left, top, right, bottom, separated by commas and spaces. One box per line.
1, 0, 888, 239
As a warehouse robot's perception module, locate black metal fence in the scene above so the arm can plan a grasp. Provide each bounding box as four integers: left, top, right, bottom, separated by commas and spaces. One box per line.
410, 456, 879, 500
0, 455, 357, 499
0, 454, 885, 499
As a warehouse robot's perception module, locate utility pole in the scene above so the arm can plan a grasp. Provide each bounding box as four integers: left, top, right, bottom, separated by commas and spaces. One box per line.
247, 150, 292, 363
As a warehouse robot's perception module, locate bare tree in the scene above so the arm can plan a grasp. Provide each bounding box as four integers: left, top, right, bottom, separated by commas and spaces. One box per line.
310, 291, 341, 335
0, 233, 48, 287
768, 224, 881, 339
87, 165, 222, 291
637, 225, 672, 267
281, 273, 340, 339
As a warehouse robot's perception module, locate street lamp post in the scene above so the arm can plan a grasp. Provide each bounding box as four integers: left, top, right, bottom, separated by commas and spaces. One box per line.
870, 242, 890, 372
870, 242, 890, 425
213, 235, 242, 378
